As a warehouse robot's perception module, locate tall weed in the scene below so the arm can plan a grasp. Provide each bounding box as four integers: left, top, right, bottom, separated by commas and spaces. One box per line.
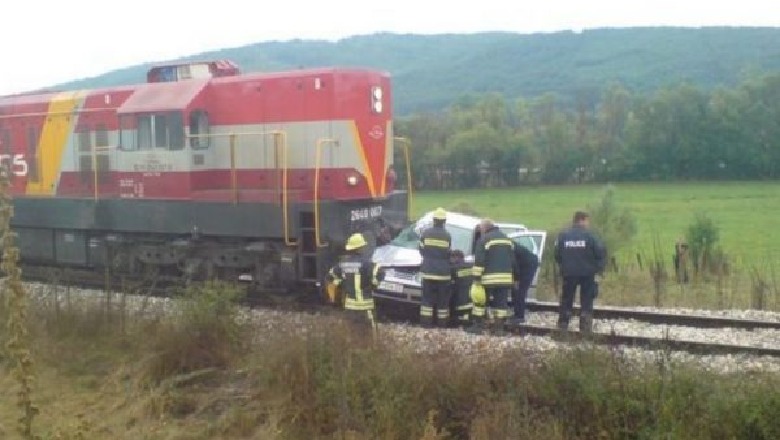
0, 167, 39, 439
142, 281, 248, 383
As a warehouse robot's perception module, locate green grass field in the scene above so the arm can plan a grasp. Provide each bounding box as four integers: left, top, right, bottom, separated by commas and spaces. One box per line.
413, 181, 780, 267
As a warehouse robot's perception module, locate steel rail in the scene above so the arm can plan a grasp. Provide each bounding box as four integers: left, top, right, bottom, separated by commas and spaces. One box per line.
526, 300, 780, 330
509, 323, 780, 357
18, 267, 780, 358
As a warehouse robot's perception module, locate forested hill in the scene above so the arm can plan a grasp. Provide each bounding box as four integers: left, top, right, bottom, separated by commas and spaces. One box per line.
58, 27, 780, 114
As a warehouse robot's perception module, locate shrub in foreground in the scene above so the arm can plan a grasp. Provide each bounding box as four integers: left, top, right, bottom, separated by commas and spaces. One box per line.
243, 325, 780, 440
143, 281, 248, 383
9, 285, 780, 439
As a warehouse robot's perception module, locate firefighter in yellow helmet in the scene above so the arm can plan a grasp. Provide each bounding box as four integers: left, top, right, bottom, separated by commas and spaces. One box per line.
326, 233, 380, 330
418, 207, 452, 327
468, 219, 514, 334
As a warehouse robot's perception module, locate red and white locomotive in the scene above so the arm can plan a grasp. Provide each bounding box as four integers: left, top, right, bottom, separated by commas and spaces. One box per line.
0, 60, 409, 289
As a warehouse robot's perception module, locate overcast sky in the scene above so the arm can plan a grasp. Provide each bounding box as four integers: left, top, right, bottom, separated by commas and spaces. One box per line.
1, 0, 778, 95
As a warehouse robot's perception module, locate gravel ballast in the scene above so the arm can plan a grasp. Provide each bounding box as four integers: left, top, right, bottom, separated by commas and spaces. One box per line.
21, 282, 780, 374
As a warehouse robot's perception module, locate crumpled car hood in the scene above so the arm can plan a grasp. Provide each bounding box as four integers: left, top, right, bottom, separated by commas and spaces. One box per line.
372, 245, 421, 267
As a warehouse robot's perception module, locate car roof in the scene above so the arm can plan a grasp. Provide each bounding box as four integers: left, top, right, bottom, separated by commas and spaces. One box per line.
417, 210, 527, 231
507, 230, 545, 238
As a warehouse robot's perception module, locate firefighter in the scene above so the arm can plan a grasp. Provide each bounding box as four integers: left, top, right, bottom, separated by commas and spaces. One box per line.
450, 249, 473, 326
554, 211, 607, 334
418, 207, 453, 327
509, 242, 540, 326
469, 219, 515, 333
326, 233, 379, 331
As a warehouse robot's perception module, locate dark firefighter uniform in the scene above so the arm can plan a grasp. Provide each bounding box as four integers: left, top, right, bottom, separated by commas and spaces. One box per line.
511, 244, 540, 324
451, 250, 473, 325
327, 233, 379, 330
554, 224, 606, 333
419, 208, 452, 327
472, 223, 515, 327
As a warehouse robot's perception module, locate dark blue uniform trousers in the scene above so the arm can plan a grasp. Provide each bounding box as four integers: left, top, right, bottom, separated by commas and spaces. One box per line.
558, 275, 596, 332
512, 275, 534, 320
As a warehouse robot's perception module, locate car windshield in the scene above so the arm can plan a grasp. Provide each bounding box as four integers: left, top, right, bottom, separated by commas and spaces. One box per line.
390, 224, 475, 254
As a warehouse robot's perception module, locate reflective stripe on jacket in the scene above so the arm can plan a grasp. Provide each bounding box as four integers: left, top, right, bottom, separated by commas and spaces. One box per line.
452, 261, 474, 314
473, 226, 515, 287
327, 254, 377, 311
419, 225, 452, 281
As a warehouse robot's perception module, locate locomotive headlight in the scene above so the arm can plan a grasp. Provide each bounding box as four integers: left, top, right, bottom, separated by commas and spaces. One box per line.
371, 86, 383, 113
347, 175, 359, 186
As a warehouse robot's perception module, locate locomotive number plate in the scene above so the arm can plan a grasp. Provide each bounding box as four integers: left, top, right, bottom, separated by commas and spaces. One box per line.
350, 206, 382, 222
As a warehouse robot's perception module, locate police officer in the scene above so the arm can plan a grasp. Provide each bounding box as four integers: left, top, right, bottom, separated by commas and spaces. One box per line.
450, 249, 473, 326
554, 211, 606, 333
326, 233, 379, 331
419, 207, 452, 327
471, 219, 514, 332
509, 242, 539, 326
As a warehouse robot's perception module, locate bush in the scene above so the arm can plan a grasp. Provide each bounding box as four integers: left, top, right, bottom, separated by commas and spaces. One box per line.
246, 326, 780, 440
143, 281, 248, 383
12, 295, 780, 439
685, 212, 723, 274
587, 185, 638, 257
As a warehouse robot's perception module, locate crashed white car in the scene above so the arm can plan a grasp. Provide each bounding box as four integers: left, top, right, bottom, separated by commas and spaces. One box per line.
371, 211, 546, 304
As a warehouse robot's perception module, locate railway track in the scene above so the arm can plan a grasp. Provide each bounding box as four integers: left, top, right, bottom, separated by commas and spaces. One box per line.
18, 268, 780, 359
526, 300, 780, 330
508, 323, 780, 358
379, 299, 780, 358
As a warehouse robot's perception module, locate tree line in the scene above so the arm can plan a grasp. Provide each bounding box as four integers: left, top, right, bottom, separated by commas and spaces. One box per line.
394, 72, 780, 189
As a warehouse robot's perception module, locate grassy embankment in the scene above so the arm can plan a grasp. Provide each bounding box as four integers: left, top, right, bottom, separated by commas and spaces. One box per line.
2, 286, 780, 440
415, 182, 780, 310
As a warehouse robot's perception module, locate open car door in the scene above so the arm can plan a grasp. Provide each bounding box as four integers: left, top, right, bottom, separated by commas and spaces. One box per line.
508, 230, 547, 300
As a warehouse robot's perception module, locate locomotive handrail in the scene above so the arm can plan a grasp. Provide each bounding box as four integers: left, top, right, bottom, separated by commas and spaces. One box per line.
186, 131, 296, 246
92, 146, 98, 200
279, 132, 296, 246
89, 144, 118, 200
314, 138, 340, 248
393, 137, 413, 221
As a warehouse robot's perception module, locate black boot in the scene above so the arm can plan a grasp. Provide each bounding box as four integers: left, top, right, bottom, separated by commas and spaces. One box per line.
457, 313, 471, 328
508, 315, 526, 327
557, 312, 571, 331
491, 318, 508, 336
579, 313, 593, 335
464, 316, 485, 335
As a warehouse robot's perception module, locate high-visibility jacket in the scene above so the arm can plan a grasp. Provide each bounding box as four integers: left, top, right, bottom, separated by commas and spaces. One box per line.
419, 225, 452, 281
327, 254, 379, 311
473, 226, 515, 287
452, 260, 474, 318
